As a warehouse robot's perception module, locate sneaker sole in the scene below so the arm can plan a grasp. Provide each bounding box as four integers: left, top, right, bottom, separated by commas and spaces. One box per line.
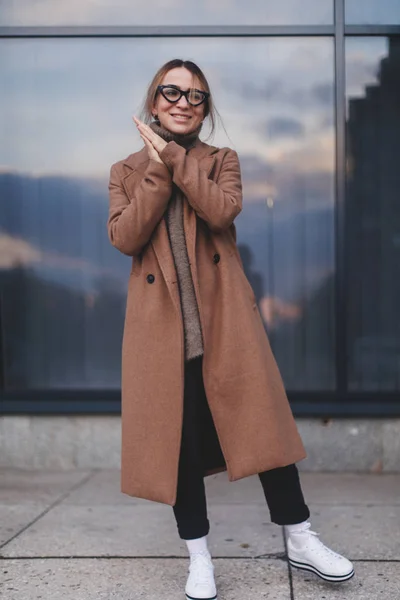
185, 595, 217, 600
289, 558, 355, 582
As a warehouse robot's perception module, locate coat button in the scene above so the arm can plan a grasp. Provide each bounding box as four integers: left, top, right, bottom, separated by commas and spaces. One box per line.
146, 274, 155, 284
213, 253, 220, 264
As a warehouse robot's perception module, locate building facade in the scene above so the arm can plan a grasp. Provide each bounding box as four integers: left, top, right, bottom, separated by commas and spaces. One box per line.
1, 2, 400, 468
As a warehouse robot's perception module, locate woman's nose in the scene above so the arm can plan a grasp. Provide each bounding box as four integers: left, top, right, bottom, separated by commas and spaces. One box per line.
175, 96, 190, 109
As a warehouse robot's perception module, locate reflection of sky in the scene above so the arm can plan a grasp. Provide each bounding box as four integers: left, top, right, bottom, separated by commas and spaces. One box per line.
1, 35, 390, 268
1, 0, 332, 26
1, 37, 334, 183
346, 37, 389, 112
4, 33, 392, 308
3, 0, 399, 27
345, 0, 400, 25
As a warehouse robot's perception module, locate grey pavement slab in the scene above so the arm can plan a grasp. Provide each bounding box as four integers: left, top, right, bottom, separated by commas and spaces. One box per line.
0, 558, 290, 600
61, 470, 400, 509
205, 472, 400, 506
206, 472, 271, 504
61, 470, 148, 506
0, 469, 93, 548
291, 561, 400, 599
62, 470, 265, 506
1, 504, 284, 558
62, 470, 266, 506
0, 505, 48, 548
299, 472, 400, 506
0, 469, 92, 505
302, 504, 400, 560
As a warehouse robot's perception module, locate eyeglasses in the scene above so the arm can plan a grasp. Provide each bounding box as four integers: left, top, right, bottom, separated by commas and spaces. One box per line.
157, 85, 210, 107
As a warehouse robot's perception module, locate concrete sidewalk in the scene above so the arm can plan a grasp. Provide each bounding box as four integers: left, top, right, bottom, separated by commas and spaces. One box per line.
1, 470, 399, 599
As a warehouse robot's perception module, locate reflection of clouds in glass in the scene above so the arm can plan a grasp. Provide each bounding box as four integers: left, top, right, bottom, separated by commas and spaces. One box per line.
2, 0, 332, 26
232, 79, 334, 110
265, 117, 305, 140
346, 38, 388, 98
211, 38, 334, 168
1, 36, 333, 197
240, 149, 333, 214
312, 82, 334, 106
346, 0, 400, 25
0, 231, 123, 291
319, 113, 334, 130
281, 134, 334, 173
0, 233, 41, 268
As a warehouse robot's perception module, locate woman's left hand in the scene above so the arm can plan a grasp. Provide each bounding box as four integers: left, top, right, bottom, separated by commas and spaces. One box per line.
133, 117, 168, 155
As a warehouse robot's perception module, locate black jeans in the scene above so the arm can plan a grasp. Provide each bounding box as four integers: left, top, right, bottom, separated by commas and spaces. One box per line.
173, 356, 310, 540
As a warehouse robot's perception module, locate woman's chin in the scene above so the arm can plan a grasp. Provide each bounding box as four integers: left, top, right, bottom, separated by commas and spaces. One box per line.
164, 118, 195, 135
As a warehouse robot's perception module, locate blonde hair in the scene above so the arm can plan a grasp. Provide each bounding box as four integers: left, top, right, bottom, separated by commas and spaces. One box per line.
140, 59, 219, 138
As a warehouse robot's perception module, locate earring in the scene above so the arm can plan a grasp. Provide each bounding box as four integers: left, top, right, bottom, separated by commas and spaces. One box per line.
153, 113, 159, 121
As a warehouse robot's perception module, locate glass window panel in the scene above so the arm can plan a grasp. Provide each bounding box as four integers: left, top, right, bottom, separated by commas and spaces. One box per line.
346, 0, 400, 25
1, 0, 333, 26
345, 37, 400, 391
0, 37, 335, 391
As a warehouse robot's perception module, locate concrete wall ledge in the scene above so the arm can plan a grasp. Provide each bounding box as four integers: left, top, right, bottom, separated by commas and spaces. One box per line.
0, 416, 399, 472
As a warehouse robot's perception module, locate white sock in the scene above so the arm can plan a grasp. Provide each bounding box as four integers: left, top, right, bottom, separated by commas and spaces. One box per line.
284, 520, 311, 535
185, 536, 210, 558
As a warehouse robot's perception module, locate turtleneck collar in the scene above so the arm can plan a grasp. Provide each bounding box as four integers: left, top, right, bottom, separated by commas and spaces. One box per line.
149, 120, 201, 151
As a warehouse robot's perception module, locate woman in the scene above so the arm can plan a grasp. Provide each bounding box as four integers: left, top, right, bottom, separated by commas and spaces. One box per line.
108, 59, 354, 599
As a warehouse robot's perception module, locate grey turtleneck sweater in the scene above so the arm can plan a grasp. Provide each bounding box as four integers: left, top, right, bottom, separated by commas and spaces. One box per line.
150, 121, 204, 361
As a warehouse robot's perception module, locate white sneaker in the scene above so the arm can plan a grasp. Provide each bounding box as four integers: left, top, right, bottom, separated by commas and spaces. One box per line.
185, 552, 217, 600
286, 522, 355, 582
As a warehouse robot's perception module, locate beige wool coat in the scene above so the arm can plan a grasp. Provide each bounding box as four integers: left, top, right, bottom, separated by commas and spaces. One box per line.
108, 137, 307, 506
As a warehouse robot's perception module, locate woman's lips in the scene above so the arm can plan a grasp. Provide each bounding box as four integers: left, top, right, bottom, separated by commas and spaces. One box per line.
170, 114, 191, 121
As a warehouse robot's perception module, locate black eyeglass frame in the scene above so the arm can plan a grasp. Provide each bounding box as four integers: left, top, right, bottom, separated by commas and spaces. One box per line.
157, 84, 210, 107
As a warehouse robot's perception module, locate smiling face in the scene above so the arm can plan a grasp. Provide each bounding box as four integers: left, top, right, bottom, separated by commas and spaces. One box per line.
152, 67, 206, 135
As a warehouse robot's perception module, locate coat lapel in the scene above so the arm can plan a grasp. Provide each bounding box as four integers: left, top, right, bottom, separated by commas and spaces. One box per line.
122, 147, 148, 170
183, 143, 216, 269
124, 142, 217, 316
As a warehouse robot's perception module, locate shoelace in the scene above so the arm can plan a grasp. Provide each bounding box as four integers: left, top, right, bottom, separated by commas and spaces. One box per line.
312, 535, 343, 560
189, 553, 214, 586
291, 526, 343, 561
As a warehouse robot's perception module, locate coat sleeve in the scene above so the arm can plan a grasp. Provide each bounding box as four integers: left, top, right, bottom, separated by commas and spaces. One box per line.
107, 159, 172, 256
159, 142, 242, 233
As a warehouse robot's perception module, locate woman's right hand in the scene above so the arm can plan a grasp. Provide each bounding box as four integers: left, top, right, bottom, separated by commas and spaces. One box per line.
133, 117, 163, 164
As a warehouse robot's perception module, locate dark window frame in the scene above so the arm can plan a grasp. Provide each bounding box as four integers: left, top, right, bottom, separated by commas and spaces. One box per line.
1, 0, 399, 416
